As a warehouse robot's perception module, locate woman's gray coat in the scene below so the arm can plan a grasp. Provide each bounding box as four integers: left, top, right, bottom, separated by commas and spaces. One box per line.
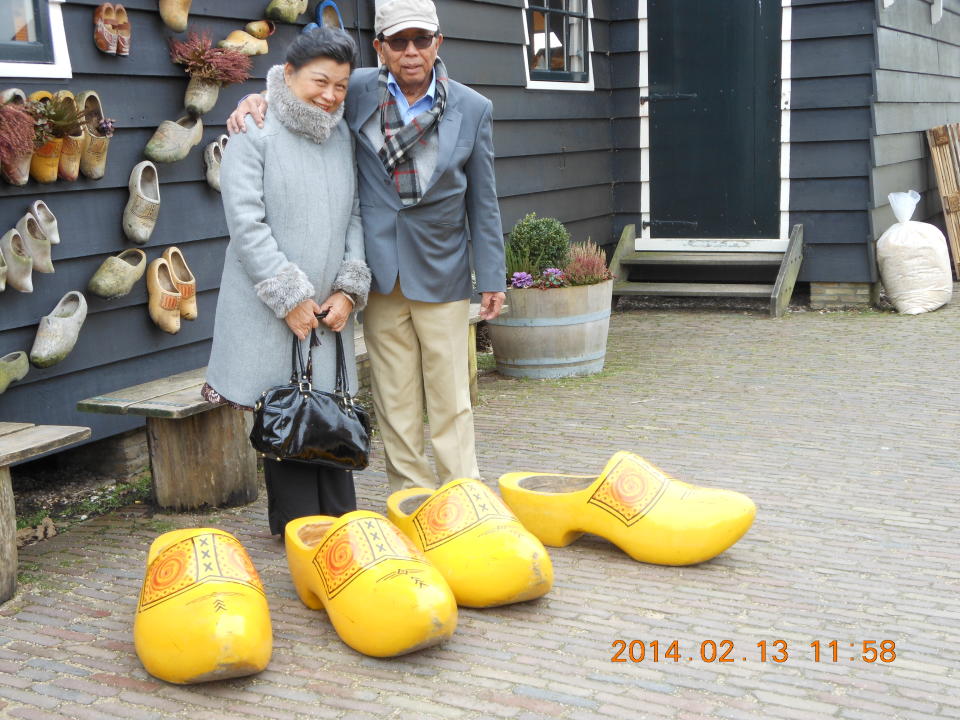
206, 67, 370, 407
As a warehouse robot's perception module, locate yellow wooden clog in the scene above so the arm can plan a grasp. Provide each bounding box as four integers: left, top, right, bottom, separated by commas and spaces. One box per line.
498, 451, 756, 566
387, 478, 553, 608
285, 511, 457, 657
134, 528, 272, 684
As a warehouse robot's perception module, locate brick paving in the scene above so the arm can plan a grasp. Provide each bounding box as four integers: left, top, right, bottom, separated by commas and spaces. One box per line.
2, 297, 959, 719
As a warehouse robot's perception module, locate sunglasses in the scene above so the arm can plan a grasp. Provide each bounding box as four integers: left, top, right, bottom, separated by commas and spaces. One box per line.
379, 34, 437, 51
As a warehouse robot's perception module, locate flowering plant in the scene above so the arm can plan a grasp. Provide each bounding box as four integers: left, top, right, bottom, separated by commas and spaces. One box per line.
564, 240, 612, 286
0, 101, 35, 163
510, 271, 534, 289
169, 31, 252, 85
505, 214, 610, 291
97, 117, 116, 138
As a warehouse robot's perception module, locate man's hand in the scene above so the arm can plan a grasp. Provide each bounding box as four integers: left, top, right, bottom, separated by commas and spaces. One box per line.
479, 291, 505, 321
227, 93, 268, 134
317, 292, 353, 333
285, 299, 322, 340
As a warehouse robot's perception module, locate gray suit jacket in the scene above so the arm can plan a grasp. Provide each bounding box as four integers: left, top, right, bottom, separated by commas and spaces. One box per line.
345, 67, 506, 302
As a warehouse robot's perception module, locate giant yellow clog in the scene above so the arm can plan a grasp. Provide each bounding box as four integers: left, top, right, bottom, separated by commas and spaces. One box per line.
498, 451, 756, 566
134, 528, 272, 684
387, 478, 553, 608
285, 510, 457, 657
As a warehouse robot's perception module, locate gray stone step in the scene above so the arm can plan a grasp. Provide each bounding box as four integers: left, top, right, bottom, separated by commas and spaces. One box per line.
613, 281, 774, 298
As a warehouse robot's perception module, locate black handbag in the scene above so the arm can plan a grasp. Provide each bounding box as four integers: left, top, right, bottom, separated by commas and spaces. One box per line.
249, 327, 371, 470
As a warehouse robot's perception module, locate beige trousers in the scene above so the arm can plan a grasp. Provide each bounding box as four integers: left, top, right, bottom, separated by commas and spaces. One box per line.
364, 284, 480, 493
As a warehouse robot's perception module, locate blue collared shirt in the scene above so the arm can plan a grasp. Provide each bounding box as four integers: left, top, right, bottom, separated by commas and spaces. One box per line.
386, 70, 437, 125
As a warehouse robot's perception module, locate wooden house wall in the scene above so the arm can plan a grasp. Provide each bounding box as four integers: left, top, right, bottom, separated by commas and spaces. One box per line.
609, 0, 642, 239
0, 1, 355, 442
871, 0, 960, 242
468, 0, 617, 250
789, 0, 876, 282
1, 0, 620, 447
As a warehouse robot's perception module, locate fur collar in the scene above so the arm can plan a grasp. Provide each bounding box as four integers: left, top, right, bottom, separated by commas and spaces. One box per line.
266, 64, 344, 144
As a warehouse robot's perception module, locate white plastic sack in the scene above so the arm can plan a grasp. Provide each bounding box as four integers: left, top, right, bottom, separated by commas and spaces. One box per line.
876, 190, 952, 315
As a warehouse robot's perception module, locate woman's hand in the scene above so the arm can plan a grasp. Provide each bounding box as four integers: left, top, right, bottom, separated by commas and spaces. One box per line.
285, 299, 323, 340
317, 292, 354, 333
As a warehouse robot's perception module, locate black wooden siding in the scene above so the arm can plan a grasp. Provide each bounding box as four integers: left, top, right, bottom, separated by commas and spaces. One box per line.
789, 0, 876, 282
1, 0, 621, 446
609, 0, 642, 238
871, 0, 960, 243
0, 0, 302, 441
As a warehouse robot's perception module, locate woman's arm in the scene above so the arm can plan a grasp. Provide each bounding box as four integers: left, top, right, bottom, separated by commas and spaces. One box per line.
328, 148, 371, 317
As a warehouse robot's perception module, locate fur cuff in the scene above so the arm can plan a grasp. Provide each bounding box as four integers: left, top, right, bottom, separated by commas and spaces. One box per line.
255, 263, 315, 318
332, 260, 372, 311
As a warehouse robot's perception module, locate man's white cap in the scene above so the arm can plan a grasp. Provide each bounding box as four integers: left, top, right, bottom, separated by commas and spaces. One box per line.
375, 0, 439, 37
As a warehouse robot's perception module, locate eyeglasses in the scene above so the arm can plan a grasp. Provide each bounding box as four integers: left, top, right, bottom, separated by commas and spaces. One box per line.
379, 34, 436, 52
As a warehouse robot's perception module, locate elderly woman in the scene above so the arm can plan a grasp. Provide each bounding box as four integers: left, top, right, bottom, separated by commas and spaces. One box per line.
204, 28, 370, 536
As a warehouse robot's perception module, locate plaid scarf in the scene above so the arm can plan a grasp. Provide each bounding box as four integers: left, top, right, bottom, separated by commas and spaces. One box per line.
378, 57, 448, 207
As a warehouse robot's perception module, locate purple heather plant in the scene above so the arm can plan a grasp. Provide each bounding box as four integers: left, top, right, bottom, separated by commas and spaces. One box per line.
511, 271, 534, 289
0, 102, 35, 163
169, 31, 252, 85
564, 240, 612, 286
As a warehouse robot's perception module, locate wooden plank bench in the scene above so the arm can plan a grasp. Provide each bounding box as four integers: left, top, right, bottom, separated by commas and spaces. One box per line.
1, 422, 91, 604
76, 368, 259, 513
76, 305, 490, 513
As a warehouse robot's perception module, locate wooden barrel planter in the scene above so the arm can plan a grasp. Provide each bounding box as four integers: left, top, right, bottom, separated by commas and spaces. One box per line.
487, 278, 613, 378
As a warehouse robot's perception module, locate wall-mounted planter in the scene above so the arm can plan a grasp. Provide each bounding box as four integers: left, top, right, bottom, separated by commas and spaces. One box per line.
184, 76, 219, 116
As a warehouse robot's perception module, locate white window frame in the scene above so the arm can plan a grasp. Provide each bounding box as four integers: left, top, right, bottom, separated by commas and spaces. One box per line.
0, 0, 72, 80
521, 0, 595, 92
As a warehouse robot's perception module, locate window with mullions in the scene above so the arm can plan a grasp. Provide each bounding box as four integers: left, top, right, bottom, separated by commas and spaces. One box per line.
1, 0, 54, 64
526, 0, 589, 83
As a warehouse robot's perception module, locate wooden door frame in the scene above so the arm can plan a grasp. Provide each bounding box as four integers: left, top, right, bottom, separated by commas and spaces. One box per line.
637, 0, 792, 252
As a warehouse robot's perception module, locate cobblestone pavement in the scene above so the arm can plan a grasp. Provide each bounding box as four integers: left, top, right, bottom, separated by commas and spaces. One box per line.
2, 298, 959, 720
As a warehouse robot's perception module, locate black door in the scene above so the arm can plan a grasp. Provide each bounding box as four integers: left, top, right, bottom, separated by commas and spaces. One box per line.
648, 0, 781, 239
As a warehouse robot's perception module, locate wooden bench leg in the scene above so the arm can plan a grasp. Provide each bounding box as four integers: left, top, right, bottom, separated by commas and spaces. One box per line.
147, 406, 258, 511
0, 466, 17, 604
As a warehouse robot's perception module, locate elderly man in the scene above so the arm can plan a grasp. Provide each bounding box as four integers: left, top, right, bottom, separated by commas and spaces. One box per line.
228, 0, 506, 493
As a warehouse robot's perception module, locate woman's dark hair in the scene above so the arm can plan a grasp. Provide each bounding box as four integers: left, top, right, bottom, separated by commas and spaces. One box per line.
286, 27, 358, 71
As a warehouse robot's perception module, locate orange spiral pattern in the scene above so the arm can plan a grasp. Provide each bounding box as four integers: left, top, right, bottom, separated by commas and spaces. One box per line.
138, 532, 264, 612
412, 481, 518, 551
588, 455, 669, 526
609, 468, 648, 506
324, 535, 357, 575
150, 554, 186, 590
424, 494, 466, 532
314, 517, 428, 599
217, 535, 264, 591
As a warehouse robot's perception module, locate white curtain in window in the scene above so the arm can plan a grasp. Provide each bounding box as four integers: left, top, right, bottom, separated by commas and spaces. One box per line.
567, 0, 584, 72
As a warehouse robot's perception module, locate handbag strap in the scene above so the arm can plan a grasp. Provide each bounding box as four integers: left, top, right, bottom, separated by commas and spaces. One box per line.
289, 310, 352, 397
290, 310, 330, 386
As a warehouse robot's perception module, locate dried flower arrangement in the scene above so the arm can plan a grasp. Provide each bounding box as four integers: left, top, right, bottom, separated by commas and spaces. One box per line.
169, 31, 253, 85
0, 101, 35, 165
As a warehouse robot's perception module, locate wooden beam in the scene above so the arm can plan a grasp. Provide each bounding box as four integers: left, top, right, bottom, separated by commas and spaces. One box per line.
0, 466, 15, 604
770, 224, 804, 318
608, 224, 637, 284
